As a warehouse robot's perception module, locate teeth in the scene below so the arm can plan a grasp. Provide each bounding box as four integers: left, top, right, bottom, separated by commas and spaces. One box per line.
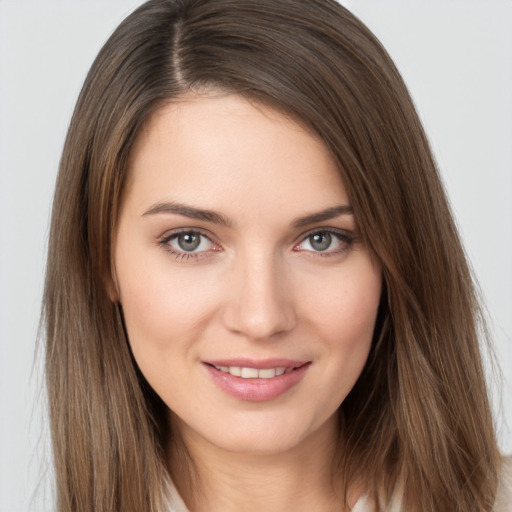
215, 365, 291, 378
258, 368, 276, 379
229, 366, 241, 376
241, 367, 259, 378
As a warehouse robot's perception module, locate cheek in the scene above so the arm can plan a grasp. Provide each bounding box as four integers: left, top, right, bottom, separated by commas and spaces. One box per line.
306, 258, 382, 343
115, 253, 220, 370
304, 258, 381, 388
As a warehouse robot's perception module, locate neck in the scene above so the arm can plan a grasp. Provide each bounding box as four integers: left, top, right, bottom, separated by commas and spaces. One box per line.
168, 415, 349, 512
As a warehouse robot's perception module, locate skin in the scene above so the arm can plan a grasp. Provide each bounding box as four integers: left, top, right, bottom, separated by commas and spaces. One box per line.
113, 93, 382, 511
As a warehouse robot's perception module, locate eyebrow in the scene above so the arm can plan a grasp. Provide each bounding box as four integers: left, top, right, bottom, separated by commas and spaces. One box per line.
142, 201, 353, 228
143, 201, 232, 226
291, 205, 354, 228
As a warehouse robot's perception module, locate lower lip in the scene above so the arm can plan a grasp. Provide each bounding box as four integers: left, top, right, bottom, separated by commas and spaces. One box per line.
204, 363, 310, 401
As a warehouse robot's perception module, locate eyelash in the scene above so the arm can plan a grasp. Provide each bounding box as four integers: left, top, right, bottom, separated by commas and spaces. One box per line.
158, 228, 355, 261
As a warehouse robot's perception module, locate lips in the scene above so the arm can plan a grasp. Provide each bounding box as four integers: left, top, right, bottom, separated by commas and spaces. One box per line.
203, 359, 311, 401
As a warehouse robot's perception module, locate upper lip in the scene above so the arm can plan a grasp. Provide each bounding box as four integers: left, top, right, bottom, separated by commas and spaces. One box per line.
203, 358, 309, 369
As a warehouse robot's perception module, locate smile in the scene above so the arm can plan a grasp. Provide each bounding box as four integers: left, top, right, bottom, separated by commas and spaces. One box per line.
203, 360, 311, 401
211, 365, 295, 379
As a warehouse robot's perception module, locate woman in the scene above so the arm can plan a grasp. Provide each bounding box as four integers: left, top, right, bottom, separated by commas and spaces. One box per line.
42, 0, 511, 510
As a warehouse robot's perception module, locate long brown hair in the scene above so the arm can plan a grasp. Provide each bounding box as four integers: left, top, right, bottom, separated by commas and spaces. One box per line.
43, 0, 501, 510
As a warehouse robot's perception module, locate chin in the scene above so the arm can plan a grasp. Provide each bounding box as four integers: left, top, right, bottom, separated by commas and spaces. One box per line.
189, 408, 338, 457
215, 430, 303, 455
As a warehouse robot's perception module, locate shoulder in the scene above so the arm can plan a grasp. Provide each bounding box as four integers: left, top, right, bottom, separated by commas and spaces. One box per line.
494, 456, 512, 512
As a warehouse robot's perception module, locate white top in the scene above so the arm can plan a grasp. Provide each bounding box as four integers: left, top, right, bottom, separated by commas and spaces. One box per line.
165, 489, 373, 512
165, 456, 512, 511
495, 456, 512, 512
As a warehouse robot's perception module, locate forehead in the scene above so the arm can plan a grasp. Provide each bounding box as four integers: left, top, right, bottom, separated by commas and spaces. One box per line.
124, 93, 349, 220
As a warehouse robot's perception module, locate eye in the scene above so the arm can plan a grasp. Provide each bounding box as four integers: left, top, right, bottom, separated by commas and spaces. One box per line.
294, 230, 352, 254
160, 230, 219, 257
171, 232, 209, 252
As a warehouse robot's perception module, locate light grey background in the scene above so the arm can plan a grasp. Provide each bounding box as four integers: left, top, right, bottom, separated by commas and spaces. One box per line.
0, 1, 510, 510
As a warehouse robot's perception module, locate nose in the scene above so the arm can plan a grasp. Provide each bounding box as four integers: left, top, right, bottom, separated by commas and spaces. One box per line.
221, 252, 297, 340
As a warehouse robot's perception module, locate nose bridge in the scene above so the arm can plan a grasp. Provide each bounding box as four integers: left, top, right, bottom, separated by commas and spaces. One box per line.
223, 248, 296, 340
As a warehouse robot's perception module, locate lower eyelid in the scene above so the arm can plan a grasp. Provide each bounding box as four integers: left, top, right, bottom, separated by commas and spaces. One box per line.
159, 242, 214, 261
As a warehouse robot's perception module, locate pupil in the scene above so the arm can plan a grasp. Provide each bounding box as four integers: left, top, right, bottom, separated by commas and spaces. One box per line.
178, 233, 200, 251
310, 232, 331, 251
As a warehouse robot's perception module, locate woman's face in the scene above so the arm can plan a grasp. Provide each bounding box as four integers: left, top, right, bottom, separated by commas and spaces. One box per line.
114, 94, 382, 455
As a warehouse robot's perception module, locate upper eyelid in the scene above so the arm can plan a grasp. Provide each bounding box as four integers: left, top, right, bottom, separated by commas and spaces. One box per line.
159, 227, 217, 243
295, 226, 353, 242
